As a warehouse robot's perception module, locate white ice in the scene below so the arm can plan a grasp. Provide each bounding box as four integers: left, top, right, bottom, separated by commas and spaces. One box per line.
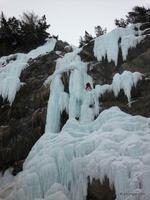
45, 43, 143, 135
44, 48, 100, 133
4, 107, 150, 200
0, 24, 148, 200
94, 71, 143, 107
112, 71, 143, 106
0, 38, 56, 104
94, 24, 145, 65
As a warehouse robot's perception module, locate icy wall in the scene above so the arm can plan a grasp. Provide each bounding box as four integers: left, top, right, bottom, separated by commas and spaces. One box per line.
6, 107, 150, 200
0, 24, 149, 200
0, 38, 56, 104
94, 24, 145, 65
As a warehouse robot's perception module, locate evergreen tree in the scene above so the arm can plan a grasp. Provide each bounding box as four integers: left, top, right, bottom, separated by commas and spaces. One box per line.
0, 12, 20, 55
115, 6, 150, 28
126, 6, 150, 24
79, 31, 93, 47
95, 25, 107, 37
20, 12, 50, 51
0, 12, 50, 56
84, 31, 93, 42
115, 18, 129, 28
79, 36, 85, 48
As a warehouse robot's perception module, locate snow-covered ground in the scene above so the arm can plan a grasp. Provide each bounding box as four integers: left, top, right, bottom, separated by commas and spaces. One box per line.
0, 38, 56, 105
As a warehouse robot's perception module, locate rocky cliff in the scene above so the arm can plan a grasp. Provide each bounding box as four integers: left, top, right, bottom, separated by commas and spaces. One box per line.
0, 23, 150, 200
0, 40, 69, 173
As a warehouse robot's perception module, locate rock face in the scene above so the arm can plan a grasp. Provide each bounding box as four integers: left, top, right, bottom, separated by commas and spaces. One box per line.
87, 178, 116, 200
0, 39, 72, 173
0, 24, 150, 200
0, 50, 60, 173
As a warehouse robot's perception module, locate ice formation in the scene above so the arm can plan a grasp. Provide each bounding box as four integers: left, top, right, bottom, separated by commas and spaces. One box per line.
45, 41, 143, 133
4, 107, 150, 200
45, 75, 65, 133
45, 49, 100, 132
0, 38, 56, 104
0, 25, 148, 200
94, 71, 143, 107
111, 71, 143, 106
94, 24, 145, 65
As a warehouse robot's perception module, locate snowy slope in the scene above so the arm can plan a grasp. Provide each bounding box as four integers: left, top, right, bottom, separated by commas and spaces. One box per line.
0, 38, 56, 105
5, 107, 150, 200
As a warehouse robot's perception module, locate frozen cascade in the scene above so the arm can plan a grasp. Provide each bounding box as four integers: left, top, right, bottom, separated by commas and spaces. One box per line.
1, 25, 148, 200
45, 75, 65, 133
6, 107, 150, 200
111, 71, 143, 106
94, 24, 145, 65
45, 48, 143, 132
94, 71, 143, 107
0, 38, 56, 104
45, 49, 100, 132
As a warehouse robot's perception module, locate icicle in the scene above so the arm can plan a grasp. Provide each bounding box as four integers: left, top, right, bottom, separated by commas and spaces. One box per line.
111, 71, 143, 106
45, 74, 64, 133
59, 92, 69, 114
94, 25, 145, 65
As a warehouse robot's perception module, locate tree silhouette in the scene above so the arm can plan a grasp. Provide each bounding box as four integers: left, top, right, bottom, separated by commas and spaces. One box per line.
115, 6, 150, 28
95, 25, 107, 37
0, 12, 50, 56
79, 31, 93, 47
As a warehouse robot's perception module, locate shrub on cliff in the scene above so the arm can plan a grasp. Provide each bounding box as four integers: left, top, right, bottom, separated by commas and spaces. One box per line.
79, 31, 93, 47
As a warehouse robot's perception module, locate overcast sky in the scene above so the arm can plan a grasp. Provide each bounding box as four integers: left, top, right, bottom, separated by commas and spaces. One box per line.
0, 0, 150, 45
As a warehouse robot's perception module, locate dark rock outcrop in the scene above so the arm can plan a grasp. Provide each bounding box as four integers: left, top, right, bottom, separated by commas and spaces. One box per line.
87, 177, 116, 200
